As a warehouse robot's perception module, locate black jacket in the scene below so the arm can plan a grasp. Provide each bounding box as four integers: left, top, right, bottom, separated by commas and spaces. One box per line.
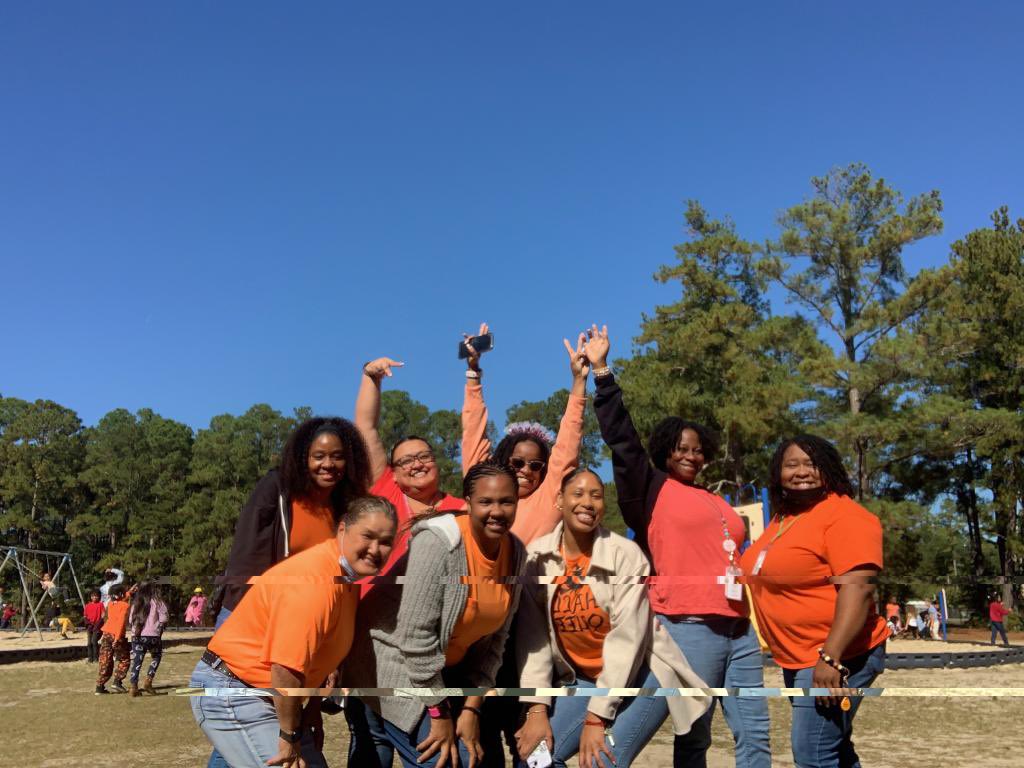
592, 373, 668, 558
218, 470, 293, 613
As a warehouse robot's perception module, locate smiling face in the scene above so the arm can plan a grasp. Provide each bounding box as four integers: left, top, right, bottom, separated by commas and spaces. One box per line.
779, 444, 823, 491
508, 440, 546, 498
307, 432, 347, 492
666, 428, 705, 484
559, 471, 605, 539
337, 511, 396, 578
466, 473, 518, 556
391, 439, 440, 497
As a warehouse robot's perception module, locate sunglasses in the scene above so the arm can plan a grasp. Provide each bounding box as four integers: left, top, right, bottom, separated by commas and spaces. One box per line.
509, 457, 546, 472
393, 450, 436, 469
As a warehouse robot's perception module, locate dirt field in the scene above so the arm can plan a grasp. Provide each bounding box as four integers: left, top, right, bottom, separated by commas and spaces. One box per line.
4, 643, 1024, 767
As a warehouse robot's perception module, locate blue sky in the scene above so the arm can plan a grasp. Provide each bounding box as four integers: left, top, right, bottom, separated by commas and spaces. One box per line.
3, 2, 1022, 433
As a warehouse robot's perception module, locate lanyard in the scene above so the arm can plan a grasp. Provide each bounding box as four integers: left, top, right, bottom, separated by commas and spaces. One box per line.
751, 513, 803, 575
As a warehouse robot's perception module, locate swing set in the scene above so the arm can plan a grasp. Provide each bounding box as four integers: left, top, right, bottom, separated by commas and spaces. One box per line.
0, 545, 87, 641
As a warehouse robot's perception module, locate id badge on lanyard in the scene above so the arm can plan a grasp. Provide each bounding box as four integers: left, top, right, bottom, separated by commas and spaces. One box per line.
724, 563, 743, 601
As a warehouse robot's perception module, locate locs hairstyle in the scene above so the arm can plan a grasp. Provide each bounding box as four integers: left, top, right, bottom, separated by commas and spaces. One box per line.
280, 417, 372, 522
767, 434, 854, 512
647, 417, 719, 472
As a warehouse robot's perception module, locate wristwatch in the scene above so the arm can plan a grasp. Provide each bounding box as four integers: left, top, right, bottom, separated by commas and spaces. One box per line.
279, 728, 302, 744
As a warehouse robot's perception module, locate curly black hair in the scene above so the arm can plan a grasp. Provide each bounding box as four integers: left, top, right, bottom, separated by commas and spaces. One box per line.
493, 433, 552, 484
279, 417, 372, 523
767, 434, 853, 512
463, 459, 520, 500
647, 417, 719, 474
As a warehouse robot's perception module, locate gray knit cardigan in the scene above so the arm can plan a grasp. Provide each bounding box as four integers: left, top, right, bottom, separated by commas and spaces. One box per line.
343, 513, 526, 733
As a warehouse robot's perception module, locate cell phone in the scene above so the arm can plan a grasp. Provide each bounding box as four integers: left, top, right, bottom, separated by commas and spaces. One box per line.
458, 332, 494, 359
527, 739, 552, 768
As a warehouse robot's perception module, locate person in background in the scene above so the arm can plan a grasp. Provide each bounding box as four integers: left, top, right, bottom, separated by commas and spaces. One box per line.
96, 584, 131, 695
55, 608, 75, 640
515, 468, 711, 768
185, 587, 207, 627
127, 581, 169, 697
344, 461, 526, 768
885, 597, 900, 623
1, 603, 16, 629
917, 610, 930, 641
585, 325, 771, 768
191, 496, 397, 768
99, 568, 125, 607
208, 416, 372, 768
929, 601, 941, 640
989, 595, 1011, 646
460, 324, 590, 767
83, 590, 104, 662
741, 434, 888, 768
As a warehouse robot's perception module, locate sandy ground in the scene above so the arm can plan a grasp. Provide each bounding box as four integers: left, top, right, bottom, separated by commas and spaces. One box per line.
0, 626, 212, 651
4, 642, 1024, 767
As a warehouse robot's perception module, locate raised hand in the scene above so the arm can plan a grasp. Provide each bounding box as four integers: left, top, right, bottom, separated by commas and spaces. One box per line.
583, 324, 610, 369
563, 332, 589, 381
362, 357, 404, 381
463, 322, 489, 373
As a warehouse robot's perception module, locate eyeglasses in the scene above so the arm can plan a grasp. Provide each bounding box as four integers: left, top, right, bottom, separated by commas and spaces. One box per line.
509, 457, 546, 472
393, 450, 436, 469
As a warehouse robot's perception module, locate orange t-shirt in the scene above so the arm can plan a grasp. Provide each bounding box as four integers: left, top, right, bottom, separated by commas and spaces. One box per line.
885, 602, 900, 619
101, 601, 129, 640
739, 493, 889, 669
289, 496, 336, 554
444, 514, 513, 667
551, 552, 610, 681
208, 537, 358, 688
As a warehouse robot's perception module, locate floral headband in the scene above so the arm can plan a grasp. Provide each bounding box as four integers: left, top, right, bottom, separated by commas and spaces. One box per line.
504, 421, 555, 445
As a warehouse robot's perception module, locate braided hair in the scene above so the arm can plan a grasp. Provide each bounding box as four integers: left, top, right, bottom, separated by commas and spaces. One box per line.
767, 434, 853, 512
463, 459, 520, 500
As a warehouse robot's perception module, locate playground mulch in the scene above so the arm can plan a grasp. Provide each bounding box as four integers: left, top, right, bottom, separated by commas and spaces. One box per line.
4, 643, 1022, 767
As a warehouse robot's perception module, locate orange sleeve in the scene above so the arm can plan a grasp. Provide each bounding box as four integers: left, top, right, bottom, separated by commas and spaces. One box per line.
259, 583, 329, 681
542, 393, 586, 486
461, 381, 492, 475
823, 503, 883, 576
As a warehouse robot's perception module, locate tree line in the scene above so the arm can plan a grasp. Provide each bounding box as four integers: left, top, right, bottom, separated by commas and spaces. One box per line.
2, 164, 1020, 624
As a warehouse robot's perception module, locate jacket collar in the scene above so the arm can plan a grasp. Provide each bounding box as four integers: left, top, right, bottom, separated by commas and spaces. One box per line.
539, 521, 616, 573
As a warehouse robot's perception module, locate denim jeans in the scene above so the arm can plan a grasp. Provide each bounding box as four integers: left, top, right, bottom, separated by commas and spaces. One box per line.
782, 643, 885, 768
381, 709, 473, 768
190, 659, 328, 768
991, 621, 1009, 645
345, 696, 395, 768
658, 615, 771, 768
207, 608, 234, 768
521, 667, 670, 768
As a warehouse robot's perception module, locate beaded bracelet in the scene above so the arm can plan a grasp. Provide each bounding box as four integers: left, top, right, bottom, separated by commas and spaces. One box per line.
817, 648, 850, 677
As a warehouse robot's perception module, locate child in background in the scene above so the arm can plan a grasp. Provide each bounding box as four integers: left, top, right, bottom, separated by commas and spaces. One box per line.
96, 584, 130, 694
127, 581, 169, 697
83, 590, 104, 662
56, 609, 75, 640
183, 587, 206, 627
0, 603, 14, 629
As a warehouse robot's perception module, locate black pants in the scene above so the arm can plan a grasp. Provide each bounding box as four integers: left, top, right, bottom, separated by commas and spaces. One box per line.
478, 616, 521, 768
86, 625, 102, 662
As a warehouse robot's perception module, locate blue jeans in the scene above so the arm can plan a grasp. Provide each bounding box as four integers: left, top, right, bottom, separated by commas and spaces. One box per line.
531, 667, 669, 768
345, 697, 395, 768
381, 710, 473, 768
991, 622, 1009, 645
658, 615, 771, 768
782, 643, 885, 768
207, 608, 233, 768
190, 659, 328, 768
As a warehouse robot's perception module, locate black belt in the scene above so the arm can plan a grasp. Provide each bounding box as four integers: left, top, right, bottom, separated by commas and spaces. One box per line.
201, 649, 255, 687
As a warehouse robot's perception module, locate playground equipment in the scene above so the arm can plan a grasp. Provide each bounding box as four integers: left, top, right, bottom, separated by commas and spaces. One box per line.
0, 546, 87, 641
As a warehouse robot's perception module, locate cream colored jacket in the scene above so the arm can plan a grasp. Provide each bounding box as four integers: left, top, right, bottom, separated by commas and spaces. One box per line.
516, 523, 711, 734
